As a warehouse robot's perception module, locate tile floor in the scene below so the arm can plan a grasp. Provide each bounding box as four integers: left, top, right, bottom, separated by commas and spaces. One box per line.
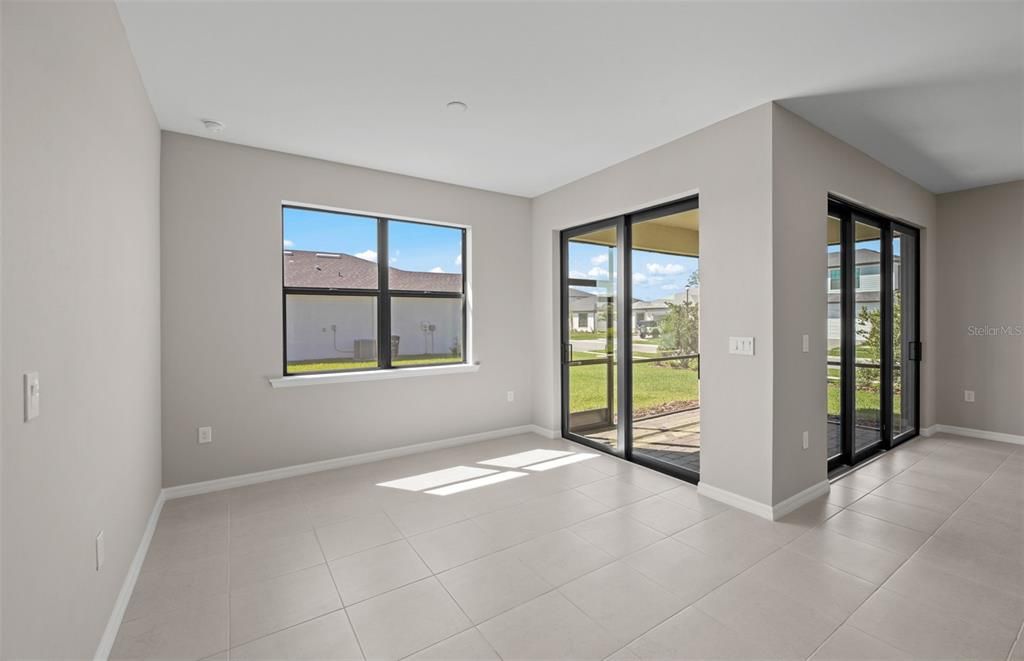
111, 432, 1024, 660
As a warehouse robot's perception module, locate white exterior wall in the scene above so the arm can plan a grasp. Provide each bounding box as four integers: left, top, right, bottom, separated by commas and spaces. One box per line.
286, 296, 462, 362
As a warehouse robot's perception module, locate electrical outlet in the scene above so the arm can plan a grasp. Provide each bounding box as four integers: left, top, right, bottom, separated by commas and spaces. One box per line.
964, 390, 975, 403
507, 391, 515, 402
24, 372, 40, 421
96, 531, 105, 571
802, 431, 809, 450
801, 334, 809, 353
198, 426, 213, 444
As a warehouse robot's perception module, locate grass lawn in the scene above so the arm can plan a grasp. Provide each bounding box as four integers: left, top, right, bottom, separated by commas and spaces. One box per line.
288, 354, 462, 374
569, 354, 698, 414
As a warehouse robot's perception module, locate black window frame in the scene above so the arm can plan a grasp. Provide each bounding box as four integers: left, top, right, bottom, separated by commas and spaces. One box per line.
281, 205, 468, 377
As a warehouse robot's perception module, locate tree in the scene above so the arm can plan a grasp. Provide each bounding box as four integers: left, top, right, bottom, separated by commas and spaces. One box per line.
855, 290, 902, 392
658, 301, 699, 358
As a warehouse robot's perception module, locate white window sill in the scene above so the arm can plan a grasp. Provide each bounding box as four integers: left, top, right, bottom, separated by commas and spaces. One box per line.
269, 362, 480, 388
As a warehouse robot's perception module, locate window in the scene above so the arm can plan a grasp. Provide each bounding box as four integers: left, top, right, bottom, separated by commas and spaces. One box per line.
282, 206, 467, 375
828, 267, 841, 291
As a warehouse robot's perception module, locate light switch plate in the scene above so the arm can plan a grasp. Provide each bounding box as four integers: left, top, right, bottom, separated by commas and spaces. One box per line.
24, 372, 40, 421
802, 334, 810, 353
198, 426, 213, 444
729, 337, 755, 356
964, 390, 975, 403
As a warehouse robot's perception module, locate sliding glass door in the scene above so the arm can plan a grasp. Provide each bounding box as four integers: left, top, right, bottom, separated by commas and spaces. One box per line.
561, 197, 700, 483
826, 198, 920, 471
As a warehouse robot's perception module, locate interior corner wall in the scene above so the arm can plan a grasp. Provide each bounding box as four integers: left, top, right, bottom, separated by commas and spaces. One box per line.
159, 133, 532, 487
935, 180, 1024, 437
531, 104, 776, 506
769, 103, 937, 503
1, 2, 163, 658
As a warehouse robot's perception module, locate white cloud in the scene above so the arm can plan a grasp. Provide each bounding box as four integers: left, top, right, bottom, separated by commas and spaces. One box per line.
647, 262, 685, 275
355, 249, 377, 262
632, 272, 647, 283
430, 266, 445, 273
455, 254, 462, 266
569, 270, 588, 279
587, 266, 609, 278
283, 239, 294, 248
591, 254, 609, 266
661, 283, 683, 291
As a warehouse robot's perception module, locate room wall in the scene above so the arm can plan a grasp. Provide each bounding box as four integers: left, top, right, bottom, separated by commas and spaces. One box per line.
770, 104, 937, 502
935, 180, 1024, 437
1, 2, 163, 658
160, 133, 532, 487
531, 104, 776, 505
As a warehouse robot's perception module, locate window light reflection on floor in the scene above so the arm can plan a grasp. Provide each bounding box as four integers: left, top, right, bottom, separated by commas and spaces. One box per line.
426, 471, 528, 495
376, 465, 496, 491
478, 448, 574, 468
377, 449, 599, 496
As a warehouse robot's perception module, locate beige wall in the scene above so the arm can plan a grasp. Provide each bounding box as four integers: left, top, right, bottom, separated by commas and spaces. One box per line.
935, 181, 1024, 437
1, 2, 163, 658
160, 133, 532, 487
531, 104, 776, 505
770, 104, 937, 502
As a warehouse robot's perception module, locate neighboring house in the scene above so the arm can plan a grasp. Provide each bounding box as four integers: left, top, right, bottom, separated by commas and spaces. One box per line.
284, 250, 462, 362
570, 285, 700, 334
827, 248, 899, 349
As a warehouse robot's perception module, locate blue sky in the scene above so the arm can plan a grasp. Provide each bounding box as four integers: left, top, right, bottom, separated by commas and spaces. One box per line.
284, 208, 463, 274
567, 241, 697, 302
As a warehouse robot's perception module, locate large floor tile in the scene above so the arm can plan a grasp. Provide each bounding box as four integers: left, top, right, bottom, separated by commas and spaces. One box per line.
438, 550, 551, 623
570, 509, 664, 558
346, 578, 471, 660
384, 498, 470, 537
826, 484, 867, 508
229, 564, 342, 647
477, 591, 621, 661
111, 592, 229, 661
509, 529, 613, 586
228, 610, 363, 660
869, 480, 965, 514
787, 527, 906, 585
627, 606, 788, 661
847, 494, 947, 534
809, 625, 912, 660
405, 628, 500, 660
822, 509, 928, 556
623, 537, 744, 605
912, 534, 1024, 597
847, 588, 1016, 660
672, 510, 780, 568
694, 572, 840, 658
883, 556, 1024, 635
125, 552, 229, 622
328, 539, 431, 605
315, 512, 403, 561
230, 529, 325, 589
743, 548, 875, 622
560, 561, 686, 647
619, 496, 706, 535
407, 519, 506, 572
576, 476, 655, 508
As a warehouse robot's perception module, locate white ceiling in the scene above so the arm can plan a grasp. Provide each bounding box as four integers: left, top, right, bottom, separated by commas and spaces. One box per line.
116, 1, 1023, 197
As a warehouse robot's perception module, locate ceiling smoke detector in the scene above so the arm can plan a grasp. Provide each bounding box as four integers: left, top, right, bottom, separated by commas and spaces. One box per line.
446, 101, 468, 113
201, 119, 225, 133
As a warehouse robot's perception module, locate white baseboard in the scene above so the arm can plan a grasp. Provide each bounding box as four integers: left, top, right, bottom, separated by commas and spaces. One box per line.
528, 425, 560, 439
771, 479, 831, 520
164, 423, 545, 500
920, 424, 939, 437
697, 482, 774, 520
928, 424, 1024, 446
698, 479, 830, 521
95, 490, 165, 661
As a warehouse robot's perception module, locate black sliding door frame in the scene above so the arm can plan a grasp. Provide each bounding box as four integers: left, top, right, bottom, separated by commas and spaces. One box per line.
828, 197, 921, 472
560, 195, 700, 484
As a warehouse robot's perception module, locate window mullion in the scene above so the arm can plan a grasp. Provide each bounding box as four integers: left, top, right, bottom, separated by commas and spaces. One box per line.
378, 218, 392, 369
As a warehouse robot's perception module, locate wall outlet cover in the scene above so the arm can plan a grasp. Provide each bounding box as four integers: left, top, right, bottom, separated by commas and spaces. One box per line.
964, 390, 975, 403
198, 426, 213, 444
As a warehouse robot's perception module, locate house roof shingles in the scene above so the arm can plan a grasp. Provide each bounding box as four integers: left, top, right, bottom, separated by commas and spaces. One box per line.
284, 250, 462, 293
